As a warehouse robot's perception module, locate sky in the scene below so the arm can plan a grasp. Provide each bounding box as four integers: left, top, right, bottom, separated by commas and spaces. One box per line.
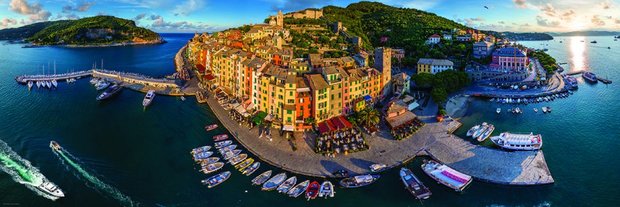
1, 0, 619, 33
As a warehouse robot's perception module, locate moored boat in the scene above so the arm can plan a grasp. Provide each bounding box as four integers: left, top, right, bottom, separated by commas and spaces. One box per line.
288, 180, 309, 198
218, 144, 237, 153
142, 90, 156, 108
339, 174, 380, 188
201, 162, 224, 174
95, 80, 110, 90
277, 176, 297, 194
262, 172, 287, 191
200, 157, 220, 165
242, 162, 260, 176
229, 153, 248, 165
191, 146, 211, 154
222, 149, 242, 160
252, 170, 272, 185
305, 181, 320, 200
27, 81, 33, 90
400, 167, 431, 200
201, 171, 231, 188
583, 72, 598, 83
466, 125, 481, 137
213, 134, 229, 142
318, 181, 335, 198
331, 169, 349, 178
96, 84, 122, 101
369, 163, 387, 172
51, 79, 58, 88
235, 158, 254, 171
193, 151, 213, 161
205, 124, 218, 132
490, 132, 543, 151
471, 122, 488, 138
476, 124, 494, 142
421, 160, 472, 192
214, 140, 232, 148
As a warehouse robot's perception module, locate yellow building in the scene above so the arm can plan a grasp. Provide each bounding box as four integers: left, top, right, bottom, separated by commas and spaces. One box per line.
306, 74, 330, 122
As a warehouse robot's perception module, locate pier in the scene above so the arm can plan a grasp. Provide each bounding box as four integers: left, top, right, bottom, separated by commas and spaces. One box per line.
15, 70, 93, 83
565, 71, 612, 84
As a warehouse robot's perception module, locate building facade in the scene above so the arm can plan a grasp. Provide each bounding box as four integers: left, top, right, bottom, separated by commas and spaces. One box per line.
417, 58, 454, 74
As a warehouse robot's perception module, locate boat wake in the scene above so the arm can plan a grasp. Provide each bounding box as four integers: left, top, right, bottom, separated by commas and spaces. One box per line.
51, 143, 138, 207
0, 140, 59, 201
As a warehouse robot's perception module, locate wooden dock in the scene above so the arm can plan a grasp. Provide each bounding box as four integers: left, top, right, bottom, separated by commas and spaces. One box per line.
597, 77, 612, 84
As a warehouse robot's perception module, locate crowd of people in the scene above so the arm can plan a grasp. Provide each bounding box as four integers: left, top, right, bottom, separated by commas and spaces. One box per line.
315, 128, 369, 157
390, 118, 424, 140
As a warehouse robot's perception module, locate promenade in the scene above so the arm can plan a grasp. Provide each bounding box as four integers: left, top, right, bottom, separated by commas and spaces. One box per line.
205, 94, 554, 185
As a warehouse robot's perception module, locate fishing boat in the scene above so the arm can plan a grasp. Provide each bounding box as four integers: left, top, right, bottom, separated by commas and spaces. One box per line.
466, 125, 481, 137
305, 181, 320, 200
583, 72, 598, 83
472, 122, 488, 138
252, 170, 272, 185
339, 174, 380, 188
27, 81, 33, 90
204, 124, 218, 132
235, 158, 254, 171
218, 145, 237, 153
476, 124, 494, 142
193, 151, 213, 161
96, 84, 122, 101
228, 153, 248, 165
318, 181, 335, 198
369, 163, 387, 172
200, 157, 220, 165
400, 167, 431, 200
201, 162, 224, 174
242, 162, 260, 176
262, 172, 287, 191
142, 90, 156, 108
213, 134, 229, 142
591, 40, 597, 44
201, 171, 231, 188
288, 180, 309, 198
51, 79, 58, 88
277, 176, 297, 194
191, 146, 211, 154
214, 140, 232, 148
490, 132, 543, 151
496, 108, 501, 114
223, 149, 242, 160
95, 80, 110, 90
421, 160, 472, 192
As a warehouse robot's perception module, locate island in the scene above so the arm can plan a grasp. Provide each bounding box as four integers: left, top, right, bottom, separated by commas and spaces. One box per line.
0, 16, 164, 47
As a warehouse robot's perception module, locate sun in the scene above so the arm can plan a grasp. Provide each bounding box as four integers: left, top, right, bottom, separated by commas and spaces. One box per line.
568, 20, 586, 31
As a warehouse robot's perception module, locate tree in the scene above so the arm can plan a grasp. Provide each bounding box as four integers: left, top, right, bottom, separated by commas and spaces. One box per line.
357, 108, 380, 128
431, 87, 448, 104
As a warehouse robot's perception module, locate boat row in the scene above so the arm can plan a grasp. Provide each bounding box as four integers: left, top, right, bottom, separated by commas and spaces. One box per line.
251, 170, 335, 200
28, 80, 58, 90
466, 122, 495, 142
489, 92, 571, 104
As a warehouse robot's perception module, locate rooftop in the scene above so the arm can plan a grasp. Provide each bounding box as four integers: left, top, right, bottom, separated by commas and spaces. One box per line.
417, 58, 454, 66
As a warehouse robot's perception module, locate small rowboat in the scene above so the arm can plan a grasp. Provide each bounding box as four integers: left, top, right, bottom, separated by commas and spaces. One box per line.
200, 157, 220, 165
213, 134, 228, 142
242, 162, 260, 176
193, 151, 213, 161
228, 153, 248, 165
318, 181, 335, 198
205, 124, 218, 132
191, 146, 211, 154
277, 176, 297, 194
262, 173, 286, 191
369, 164, 387, 172
339, 174, 380, 188
214, 140, 232, 148
201, 162, 224, 174
306, 181, 320, 200
223, 149, 242, 160
218, 145, 237, 153
252, 170, 272, 185
201, 171, 231, 188
288, 180, 309, 198
235, 158, 254, 171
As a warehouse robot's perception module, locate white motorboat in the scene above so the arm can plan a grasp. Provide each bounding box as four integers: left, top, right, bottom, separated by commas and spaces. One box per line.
496, 108, 501, 114
476, 124, 494, 142
466, 125, 480, 137
534, 108, 538, 113
490, 132, 543, 151
471, 122, 488, 138
95, 81, 110, 90
142, 90, 156, 108
421, 160, 472, 192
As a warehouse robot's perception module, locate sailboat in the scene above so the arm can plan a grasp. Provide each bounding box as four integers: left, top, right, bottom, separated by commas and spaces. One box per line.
27, 81, 33, 90
36, 81, 41, 88
51, 80, 58, 88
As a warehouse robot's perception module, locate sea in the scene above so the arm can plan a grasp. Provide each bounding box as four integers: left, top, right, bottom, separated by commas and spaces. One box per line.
0, 34, 618, 206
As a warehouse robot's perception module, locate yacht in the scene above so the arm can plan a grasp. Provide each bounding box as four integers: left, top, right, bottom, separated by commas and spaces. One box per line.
96, 84, 122, 101
490, 132, 543, 151
466, 124, 481, 137
27, 176, 65, 199
471, 122, 488, 138
400, 168, 431, 199
95, 81, 111, 90
476, 124, 494, 142
51, 80, 58, 88
421, 160, 472, 192
142, 90, 156, 108
36, 81, 41, 88
582, 72, 598, 83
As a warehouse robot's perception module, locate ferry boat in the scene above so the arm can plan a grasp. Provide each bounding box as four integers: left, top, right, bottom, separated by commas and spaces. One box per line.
204, 124, 218, 132
421, 160, 472, 192
96, 84, 122, 101
340, 174, 380, 188
583, 72, 598, 83
262, 172, 287, 191
400, 167, 431, 200
200, 162, 224, 174
277, 176, 297, 194
466, 125, 481, 137
476, 124, 494, 142
251, 170, 272, 185
318, 181, 335, 198
472, 122, 488, 138
288, 180, 309, 198
242, 162, 260, 176
490, 132, 543, 151
306, 181, 320, 200
369, 163, 387, 172
201, 171, 231, 188
142, 90, 155, 108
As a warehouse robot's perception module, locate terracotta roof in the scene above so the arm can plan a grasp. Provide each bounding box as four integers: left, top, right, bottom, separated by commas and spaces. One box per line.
306, 74, 329, 90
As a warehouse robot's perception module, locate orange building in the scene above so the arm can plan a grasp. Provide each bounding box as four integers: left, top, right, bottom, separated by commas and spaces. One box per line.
295, 77, 313, 130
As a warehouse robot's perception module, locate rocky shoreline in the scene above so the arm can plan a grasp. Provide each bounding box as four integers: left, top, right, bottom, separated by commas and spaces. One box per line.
24, 39, 166, 48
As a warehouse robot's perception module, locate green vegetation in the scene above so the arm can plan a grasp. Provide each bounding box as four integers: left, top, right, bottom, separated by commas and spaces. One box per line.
2, 16, 162, 46
529, 50, 558, 74
351, 107, 380, 129
412, 70, 470, 104
0, 21, 67, 40
485, 31, 553, 41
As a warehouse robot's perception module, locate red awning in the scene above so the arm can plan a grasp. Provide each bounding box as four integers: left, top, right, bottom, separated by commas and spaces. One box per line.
196, 64, 206, 72
204, 74, 215, 81
338, 116, 352, 128
326, 119, 337, 130
318, 122, 330, 134
331, 117, 345, 129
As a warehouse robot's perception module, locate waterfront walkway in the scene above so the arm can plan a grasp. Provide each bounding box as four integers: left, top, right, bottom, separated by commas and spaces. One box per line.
465, 72, 566, 98
205, 95, 554, 185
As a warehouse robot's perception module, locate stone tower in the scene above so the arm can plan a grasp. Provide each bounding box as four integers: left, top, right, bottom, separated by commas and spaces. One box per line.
276, 10, 284, 27
374, 47, 392, 97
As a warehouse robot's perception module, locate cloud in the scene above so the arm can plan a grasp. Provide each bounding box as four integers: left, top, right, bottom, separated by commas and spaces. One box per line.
513, 0, 527, 8
62, 2, 94, 13
9, 0, 51, 22
173, 0, 206, 16
615, 18, 620, 24
498, 21, 505, 24
540, 3, 555, 16
149, 15, 161, 20
457, 17, 485, 26
148, 15, 216, 32
600, 0, 611, 9
1, 18, 18, 28
591, 15, 605, 26
536, 15, 560, 27
560, 9, 575, 21
134, 13, 147, 21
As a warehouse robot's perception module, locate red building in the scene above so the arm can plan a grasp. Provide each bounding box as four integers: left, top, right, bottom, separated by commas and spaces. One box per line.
295, 77, 313, 131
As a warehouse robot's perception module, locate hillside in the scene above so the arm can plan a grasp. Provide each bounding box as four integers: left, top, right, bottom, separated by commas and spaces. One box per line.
322, 1, 470, 51
0, 16, 163, 46
485, 31, 553, 41
0, 21, 67, 40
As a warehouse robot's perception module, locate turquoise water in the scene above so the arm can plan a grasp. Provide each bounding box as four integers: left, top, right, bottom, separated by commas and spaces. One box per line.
0, 34, 618, 206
